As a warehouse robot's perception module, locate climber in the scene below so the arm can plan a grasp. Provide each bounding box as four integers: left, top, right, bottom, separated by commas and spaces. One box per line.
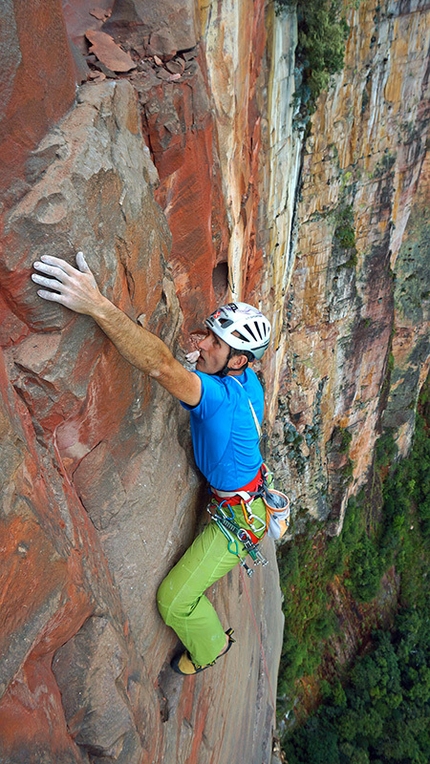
32, 251, 271, 675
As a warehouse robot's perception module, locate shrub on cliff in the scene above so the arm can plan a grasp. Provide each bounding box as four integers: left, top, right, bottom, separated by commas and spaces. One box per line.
276, 0, 350, 117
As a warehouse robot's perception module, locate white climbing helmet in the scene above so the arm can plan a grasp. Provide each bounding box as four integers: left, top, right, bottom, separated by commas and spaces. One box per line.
205, 302, 271, 360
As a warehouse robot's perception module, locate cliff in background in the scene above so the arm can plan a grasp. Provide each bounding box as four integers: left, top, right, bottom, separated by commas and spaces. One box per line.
267, 0, 430, 532
0, 1, 429, 763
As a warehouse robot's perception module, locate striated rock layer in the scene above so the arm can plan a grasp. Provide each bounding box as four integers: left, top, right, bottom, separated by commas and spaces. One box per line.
0, 0, 76, 205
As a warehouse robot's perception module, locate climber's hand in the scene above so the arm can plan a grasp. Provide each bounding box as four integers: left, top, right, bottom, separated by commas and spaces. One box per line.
32, 252, 104, 316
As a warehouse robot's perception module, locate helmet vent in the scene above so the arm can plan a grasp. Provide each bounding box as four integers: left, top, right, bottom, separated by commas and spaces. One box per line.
253, 320, 264, 340
243, 322, 257, 341
234, 331, 248, 342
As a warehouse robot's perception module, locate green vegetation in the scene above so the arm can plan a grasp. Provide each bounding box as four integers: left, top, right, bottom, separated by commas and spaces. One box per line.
277, 527, 340, 699
342, 495, 382, 602
277, 374, 430, 759
277, 492, 380, 717
333, 204, 358, 267
373, 152, 396, 179
334, 205, 356, 250
276, 0, 350, 118
337, 427, 353, 454
283, 615, 430, 764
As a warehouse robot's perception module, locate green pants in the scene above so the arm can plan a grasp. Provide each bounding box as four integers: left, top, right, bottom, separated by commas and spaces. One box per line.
157, 498, 266, 667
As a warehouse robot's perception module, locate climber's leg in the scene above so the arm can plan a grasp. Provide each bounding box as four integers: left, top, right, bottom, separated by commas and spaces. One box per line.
157, 498, 266, 668
157, 520, 239, 666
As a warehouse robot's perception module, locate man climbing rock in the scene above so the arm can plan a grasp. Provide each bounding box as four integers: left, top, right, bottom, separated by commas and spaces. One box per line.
32, 251, 271, 675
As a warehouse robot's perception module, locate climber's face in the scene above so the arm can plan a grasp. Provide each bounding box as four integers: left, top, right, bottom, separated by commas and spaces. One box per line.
196, 330, 231, 375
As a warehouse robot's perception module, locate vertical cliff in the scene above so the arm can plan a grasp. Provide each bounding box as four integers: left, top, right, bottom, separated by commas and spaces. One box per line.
0, 0, 429, 762
0, 2, 282, 763
265, 0, 430, 532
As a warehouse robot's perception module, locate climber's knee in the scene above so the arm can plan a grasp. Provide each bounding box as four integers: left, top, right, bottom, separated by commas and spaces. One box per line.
157, 568, 198, 627
156, 576, 172, 624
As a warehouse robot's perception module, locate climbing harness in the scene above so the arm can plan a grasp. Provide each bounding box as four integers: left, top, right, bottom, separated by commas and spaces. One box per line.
211, 463, 290, 542
209, 461, 290, 575
208, 499, 268, 577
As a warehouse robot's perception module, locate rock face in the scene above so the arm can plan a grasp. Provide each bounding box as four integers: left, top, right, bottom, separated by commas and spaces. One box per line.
0, 0, 429, 762
0, 0, 76, 204
0, 3, 282, 763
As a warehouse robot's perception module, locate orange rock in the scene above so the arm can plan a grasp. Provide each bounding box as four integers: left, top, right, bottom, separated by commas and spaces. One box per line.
85, 29, 137, 71
0, 0, 75, 202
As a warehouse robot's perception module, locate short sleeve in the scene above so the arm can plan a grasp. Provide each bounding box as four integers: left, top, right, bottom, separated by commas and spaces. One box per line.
180, 371, 226, 419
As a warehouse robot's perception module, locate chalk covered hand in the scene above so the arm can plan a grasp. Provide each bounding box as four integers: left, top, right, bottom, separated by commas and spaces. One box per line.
32, 252, 103, 316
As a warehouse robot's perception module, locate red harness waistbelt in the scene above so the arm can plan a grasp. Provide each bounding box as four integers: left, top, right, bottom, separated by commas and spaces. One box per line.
211, 468, 263, 506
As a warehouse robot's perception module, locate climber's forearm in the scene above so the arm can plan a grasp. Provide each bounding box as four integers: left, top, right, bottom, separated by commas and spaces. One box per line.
32, 252, 201, 405
91, 295, 173, 377
92, 298, 201, 403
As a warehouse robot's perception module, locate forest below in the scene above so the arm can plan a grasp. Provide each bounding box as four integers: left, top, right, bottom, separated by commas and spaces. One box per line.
278, 374, 430, 763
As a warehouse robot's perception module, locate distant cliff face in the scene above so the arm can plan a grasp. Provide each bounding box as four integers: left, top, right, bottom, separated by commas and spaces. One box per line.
0, 0, 428, 762
265, 0, 430, 532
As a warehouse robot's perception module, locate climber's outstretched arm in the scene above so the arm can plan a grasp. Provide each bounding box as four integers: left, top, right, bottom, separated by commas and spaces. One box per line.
32, 253, 202, 406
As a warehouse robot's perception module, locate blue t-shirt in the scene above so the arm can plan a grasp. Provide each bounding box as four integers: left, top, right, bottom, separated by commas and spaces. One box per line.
181, 368, 264, 491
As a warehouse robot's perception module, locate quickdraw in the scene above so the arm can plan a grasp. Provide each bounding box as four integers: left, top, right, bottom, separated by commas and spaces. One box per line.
208, 499, 268, 577
239, 497, 266, 536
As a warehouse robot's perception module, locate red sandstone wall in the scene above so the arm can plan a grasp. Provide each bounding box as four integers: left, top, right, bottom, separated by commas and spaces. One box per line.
0, 2, 282, 763
0, 0, 76, 205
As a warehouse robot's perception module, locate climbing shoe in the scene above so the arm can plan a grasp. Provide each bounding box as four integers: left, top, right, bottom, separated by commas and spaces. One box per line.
170, 629, 235, 676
